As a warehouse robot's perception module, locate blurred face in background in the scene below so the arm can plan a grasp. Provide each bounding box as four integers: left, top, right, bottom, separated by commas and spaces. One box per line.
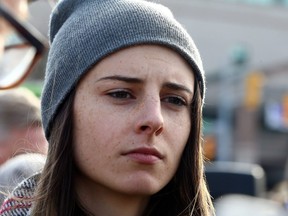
0, 87, 48, 165
0, 125, 48, 165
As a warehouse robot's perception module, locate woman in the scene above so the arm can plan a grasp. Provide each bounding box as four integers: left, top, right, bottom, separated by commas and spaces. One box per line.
0, 0, 214, 215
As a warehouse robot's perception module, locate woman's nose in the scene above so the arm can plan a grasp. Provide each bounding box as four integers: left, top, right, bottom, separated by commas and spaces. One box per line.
134, 96, 164, 136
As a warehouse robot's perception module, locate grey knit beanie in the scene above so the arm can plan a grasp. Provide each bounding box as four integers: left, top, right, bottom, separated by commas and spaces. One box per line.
41, 0, 205, 139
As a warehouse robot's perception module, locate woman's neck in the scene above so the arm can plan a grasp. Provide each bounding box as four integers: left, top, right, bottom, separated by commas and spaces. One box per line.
75, 175, 150, 216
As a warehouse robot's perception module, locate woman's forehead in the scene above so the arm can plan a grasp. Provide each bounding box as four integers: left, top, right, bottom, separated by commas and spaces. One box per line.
83, 45, 195, 85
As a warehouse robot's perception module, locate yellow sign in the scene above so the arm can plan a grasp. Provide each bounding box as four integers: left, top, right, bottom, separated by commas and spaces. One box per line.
283, 94, 288, 127
245, 72, 264, 110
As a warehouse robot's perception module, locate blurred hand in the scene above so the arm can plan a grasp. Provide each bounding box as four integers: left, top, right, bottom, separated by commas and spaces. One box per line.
0, 0, 29, 58
1, 0, 29, 20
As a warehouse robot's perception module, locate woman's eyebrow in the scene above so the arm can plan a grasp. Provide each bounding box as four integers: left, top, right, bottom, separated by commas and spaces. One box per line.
96, 76, 193, 94
164, 82, 193, 95
96, 75, 143, 83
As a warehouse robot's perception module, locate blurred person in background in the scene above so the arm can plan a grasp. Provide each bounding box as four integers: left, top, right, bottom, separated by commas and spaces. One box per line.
0, 87, 47, 204
0, 0, 53, 205
0, 87, 47, 165
0, 154, 46, 204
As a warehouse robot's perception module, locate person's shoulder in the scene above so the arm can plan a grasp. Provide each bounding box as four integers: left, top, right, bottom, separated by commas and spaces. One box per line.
0, 153, 45, 187
0, 173, 40, 216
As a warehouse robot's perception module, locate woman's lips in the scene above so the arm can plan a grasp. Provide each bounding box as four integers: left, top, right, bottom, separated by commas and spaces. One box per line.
122, 147, 163, 164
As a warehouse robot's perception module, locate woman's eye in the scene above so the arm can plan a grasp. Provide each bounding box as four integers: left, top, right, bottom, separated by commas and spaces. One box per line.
107, 90, 134, 99
163, 96, 187, 106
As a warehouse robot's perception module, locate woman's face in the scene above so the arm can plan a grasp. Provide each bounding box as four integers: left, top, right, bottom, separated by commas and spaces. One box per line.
73, 45, 195, 198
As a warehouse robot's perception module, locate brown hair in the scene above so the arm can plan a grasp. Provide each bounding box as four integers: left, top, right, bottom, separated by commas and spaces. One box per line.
31, 82, 214, 216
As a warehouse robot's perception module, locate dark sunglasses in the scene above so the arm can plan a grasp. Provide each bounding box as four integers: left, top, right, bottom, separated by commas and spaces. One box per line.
0, 2, 48, 89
